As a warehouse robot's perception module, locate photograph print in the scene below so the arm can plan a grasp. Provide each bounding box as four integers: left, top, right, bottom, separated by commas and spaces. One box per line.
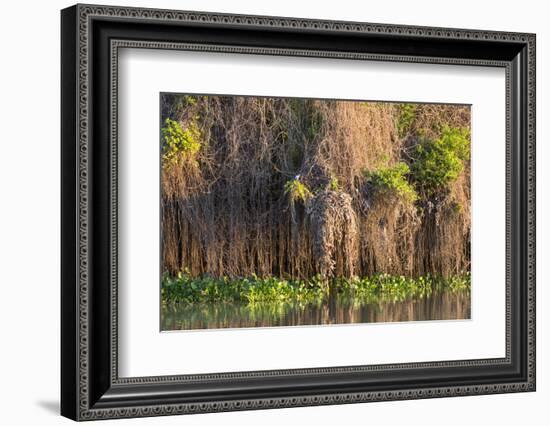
160, 94, 472, 331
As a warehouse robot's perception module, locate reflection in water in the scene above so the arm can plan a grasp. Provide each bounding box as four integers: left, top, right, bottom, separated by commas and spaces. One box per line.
161, 291, 470, 331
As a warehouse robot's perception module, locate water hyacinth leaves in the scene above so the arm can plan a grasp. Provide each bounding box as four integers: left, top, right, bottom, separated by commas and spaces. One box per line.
161, 272, 470, 305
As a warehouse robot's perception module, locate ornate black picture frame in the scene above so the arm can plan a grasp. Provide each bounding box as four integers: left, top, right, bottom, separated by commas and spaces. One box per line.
61, 4, 536, 421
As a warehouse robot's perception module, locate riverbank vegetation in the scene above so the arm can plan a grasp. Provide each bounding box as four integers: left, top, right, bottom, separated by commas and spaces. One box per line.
160, 95, 471, 310
162, 272, 470, 305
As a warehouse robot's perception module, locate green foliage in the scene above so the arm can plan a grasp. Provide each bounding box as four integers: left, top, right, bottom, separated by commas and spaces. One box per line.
397, 103, 418, 138
181, 95, 198, 107
161, 272, 471, 305
337, 273, 470, 302
365, 162, 418, 203
161, 118, 201, 165
161, 273, 325, 305
284, 177, 312, 204
411, 126, 470, 196
329, 176, 339, 191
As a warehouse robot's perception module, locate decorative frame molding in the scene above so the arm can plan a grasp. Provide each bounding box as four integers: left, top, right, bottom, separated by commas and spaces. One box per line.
61, 4, 536, 421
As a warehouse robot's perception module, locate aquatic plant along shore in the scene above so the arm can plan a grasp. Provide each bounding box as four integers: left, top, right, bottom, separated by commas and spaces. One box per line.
162, 272, 470, 305
161, 273, 470, 330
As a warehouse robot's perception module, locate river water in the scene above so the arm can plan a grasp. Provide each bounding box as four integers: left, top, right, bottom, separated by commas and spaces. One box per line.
161, 290, 470, 331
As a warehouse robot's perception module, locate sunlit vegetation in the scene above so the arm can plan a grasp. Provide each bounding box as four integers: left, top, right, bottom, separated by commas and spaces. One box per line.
162, 272, 470, 305
159, 95, 471, 323
364, 162, 418, 204
284, 177, 312, 205
161, 118, 202, 165
411, 126, 471, 197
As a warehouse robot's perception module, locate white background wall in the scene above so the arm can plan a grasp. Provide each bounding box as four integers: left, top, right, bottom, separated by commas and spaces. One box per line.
0, 0, 546, 424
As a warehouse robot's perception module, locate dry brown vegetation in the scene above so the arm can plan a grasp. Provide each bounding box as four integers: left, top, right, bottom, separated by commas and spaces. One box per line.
160, 95, 471, 285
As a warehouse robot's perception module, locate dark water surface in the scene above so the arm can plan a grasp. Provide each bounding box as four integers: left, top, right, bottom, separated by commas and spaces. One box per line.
161, 291, 470, 331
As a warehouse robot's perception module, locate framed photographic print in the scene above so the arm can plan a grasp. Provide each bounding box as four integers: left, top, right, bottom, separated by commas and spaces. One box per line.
61, 4, 536, 421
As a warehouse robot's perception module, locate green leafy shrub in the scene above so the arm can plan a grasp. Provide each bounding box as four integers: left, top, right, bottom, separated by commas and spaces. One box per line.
411, 126, 470, 196
397, 103, 418, 138
364, 162, 417, 203
329, 176, 339, 191
161, 118, 201, 165
284, 177, 312, 204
